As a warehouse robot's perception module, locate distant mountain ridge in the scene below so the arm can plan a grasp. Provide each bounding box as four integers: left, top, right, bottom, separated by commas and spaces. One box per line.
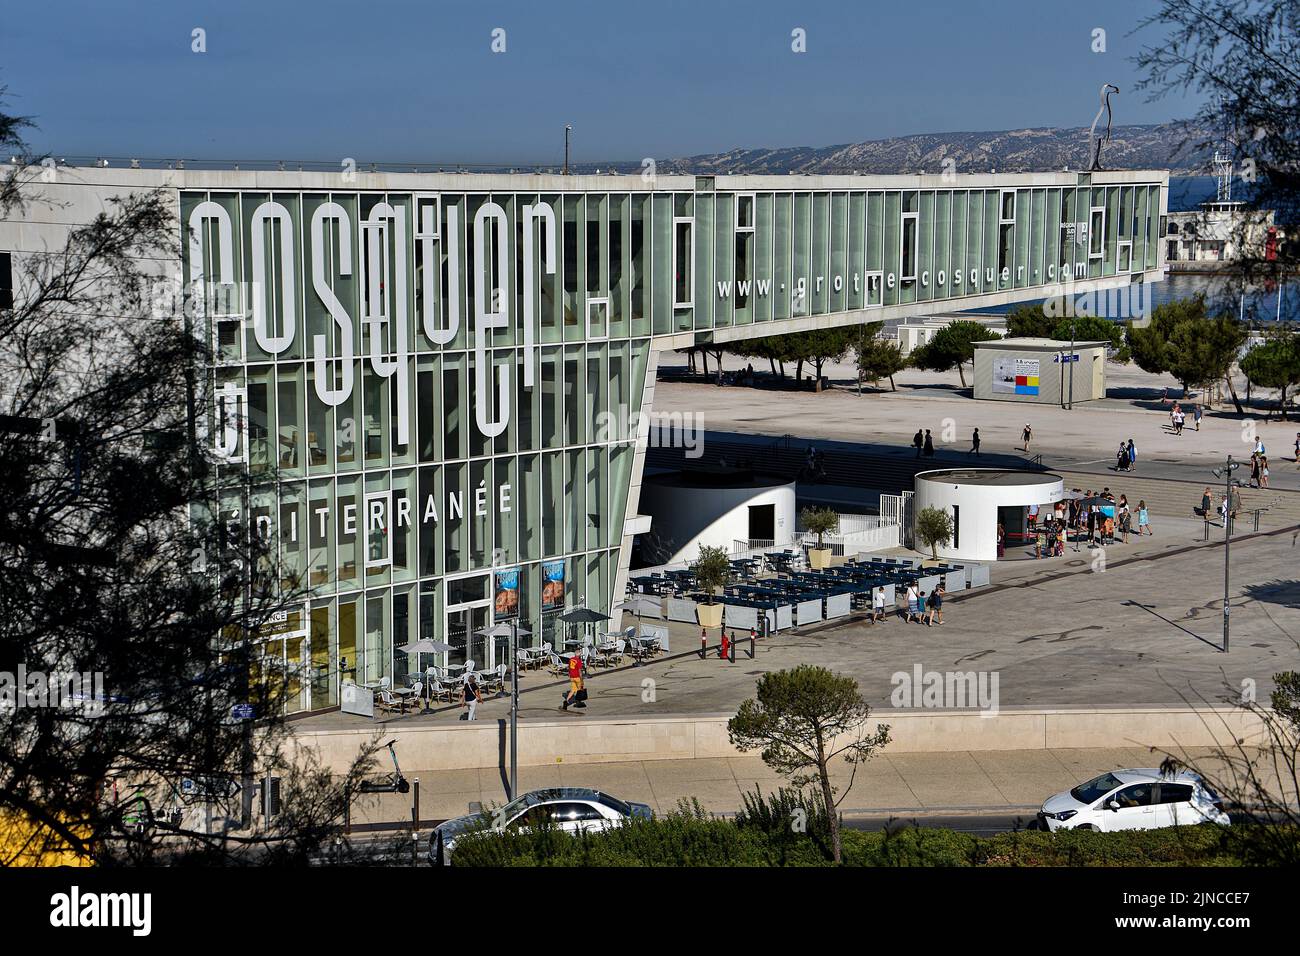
652, 122, 1212, 176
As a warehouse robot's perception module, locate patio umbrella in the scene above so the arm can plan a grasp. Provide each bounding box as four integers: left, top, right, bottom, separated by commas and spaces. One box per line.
558, 606, 611, 624
558, 605, 610, 653
397, 639, 454, 655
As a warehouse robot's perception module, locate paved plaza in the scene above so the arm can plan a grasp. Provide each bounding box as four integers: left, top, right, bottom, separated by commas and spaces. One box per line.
308, 512, 1299, 733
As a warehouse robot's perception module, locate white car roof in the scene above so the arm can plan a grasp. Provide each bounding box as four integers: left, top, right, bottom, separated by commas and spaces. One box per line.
1111, 768, 1201, 785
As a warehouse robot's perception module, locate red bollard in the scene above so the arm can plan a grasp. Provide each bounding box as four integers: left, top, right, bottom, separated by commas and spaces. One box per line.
720, 630, 730, 660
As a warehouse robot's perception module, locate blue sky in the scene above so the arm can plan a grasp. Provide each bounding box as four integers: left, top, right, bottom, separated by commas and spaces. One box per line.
1, 0, 1200, 164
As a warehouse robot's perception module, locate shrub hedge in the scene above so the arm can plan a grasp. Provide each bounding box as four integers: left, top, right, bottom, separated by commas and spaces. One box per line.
449, 793, 1264, 868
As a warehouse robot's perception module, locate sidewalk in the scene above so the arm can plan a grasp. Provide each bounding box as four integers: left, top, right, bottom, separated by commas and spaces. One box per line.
348, 746, 1237, 825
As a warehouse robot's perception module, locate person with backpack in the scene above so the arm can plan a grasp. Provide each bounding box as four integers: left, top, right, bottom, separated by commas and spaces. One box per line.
925, 585, 945, 626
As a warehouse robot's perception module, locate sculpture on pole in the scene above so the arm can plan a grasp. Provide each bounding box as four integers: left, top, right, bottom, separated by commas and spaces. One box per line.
1088, 84, 1120, 171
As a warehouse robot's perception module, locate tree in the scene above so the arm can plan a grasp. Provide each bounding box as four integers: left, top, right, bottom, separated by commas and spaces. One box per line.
1050, 315, 1129, 362
1158, 670, 1300, 866
1240, 334, 1300, 420
0, 100, 375, 865
1137, 1, 1300, 294
1126, 296, 1247, 408
797, 327, 859, 384
915, 506, 954, 559
728, 666, 891, 863
1005, 303, 1057, 339
690, 545, 731, 605
909, 320, 1000, 387
855, 323, 908, 390
799, 506, 839, 550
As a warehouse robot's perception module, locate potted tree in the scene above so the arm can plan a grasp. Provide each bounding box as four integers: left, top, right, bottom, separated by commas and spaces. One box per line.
691, 545, 731, 628
801, 506, 839, 570
915, 506, 955, 563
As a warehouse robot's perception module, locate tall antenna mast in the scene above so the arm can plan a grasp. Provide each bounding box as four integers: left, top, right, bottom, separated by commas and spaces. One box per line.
1213, 95, 1233, 203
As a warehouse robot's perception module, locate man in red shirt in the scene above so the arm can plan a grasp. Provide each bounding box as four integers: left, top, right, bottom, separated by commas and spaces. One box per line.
562, 653, 586, 710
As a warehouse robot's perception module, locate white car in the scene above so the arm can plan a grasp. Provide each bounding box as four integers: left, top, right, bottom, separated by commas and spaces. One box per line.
1038, 768, 1230, 833
429, 787, 653, 864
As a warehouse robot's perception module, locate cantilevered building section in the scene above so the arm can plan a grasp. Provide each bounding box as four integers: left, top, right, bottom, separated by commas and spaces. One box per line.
1, 167, 1168, 711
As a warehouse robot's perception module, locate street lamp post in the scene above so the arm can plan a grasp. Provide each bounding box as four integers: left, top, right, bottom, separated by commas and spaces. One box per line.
563, 125, 572, 176
1212, 455, 1242, 653
476, 621, 530, 799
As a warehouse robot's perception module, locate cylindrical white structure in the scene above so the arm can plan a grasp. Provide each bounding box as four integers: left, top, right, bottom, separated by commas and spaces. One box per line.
913, 469, 1064, 562
638, 471, 796, 566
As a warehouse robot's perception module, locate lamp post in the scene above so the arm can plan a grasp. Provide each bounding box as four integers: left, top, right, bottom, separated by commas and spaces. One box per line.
476, 621, 530, 798
563, 125, 572, 176
1211, 456, 1242, 653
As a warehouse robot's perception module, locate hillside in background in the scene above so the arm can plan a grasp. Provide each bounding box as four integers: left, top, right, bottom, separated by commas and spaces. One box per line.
649, 123, 1212, 176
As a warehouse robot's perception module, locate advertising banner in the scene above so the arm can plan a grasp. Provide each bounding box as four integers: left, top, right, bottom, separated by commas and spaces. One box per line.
992, 356, 1041, 396
541, 560, 565, 611
494, 567, 520, 618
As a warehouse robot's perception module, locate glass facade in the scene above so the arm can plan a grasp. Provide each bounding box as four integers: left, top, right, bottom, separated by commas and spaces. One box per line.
182, 174, 1164, 712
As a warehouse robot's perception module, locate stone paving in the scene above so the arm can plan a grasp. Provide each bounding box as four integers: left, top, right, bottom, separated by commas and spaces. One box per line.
306, 513, 1300, 735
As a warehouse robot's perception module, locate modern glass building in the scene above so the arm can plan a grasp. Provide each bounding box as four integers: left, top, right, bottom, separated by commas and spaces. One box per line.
2, 167, 1169, 712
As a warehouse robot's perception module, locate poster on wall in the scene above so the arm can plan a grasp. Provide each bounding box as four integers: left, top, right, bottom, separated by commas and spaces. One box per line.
541, 561, 566, 611
494, 567, 520, 618
992, 356, 1041, 396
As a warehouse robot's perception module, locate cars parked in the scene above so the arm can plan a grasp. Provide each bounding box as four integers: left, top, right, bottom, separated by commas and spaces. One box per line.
1038, 768, 1229, 833
429, 787, 653, 864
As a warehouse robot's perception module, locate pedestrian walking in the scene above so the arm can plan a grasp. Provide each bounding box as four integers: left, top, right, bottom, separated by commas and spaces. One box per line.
913, 429, 924, 457
1193, 404, 1202, 431
872, 586, 887, 623
917, 589, 928, 625
1027, 502, 1039, 530
1118, 495, 1131, 543
561, 653, 586, 710
996, 522, 1005, 559
1261, 456, 1270, 488
1116, 441, 1128, 472
1127, 439, 1136, 472
1249, 454, 1261, 488
720, 629, 731, 660
922, 429, 935, 457
970, 428, 981, 455
926, 585, 945, 626
1022, 423, 1033, 452
1197, 487, 1212, 518
1293, 432, 1299, 464
905, 583, 921, 622
1137, 499, 1152, 536
462, 675, 482, 721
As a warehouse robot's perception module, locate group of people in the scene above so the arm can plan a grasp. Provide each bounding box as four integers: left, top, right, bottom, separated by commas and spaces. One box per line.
1197, 486, 1240, 528
1165, 401, 1201, 435
1115, 438, 1137, 472
869, 582, 945, 625
912, 429, 936, 458
998, 488, 1152, 558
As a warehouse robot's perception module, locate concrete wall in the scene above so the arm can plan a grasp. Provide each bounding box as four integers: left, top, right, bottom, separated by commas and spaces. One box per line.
638, 476, 796, 565
294, 706, 1269, 773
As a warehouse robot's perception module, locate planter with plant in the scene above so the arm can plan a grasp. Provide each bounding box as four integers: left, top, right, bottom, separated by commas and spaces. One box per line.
800, 506, 839, 569
691, 545, 731, 628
